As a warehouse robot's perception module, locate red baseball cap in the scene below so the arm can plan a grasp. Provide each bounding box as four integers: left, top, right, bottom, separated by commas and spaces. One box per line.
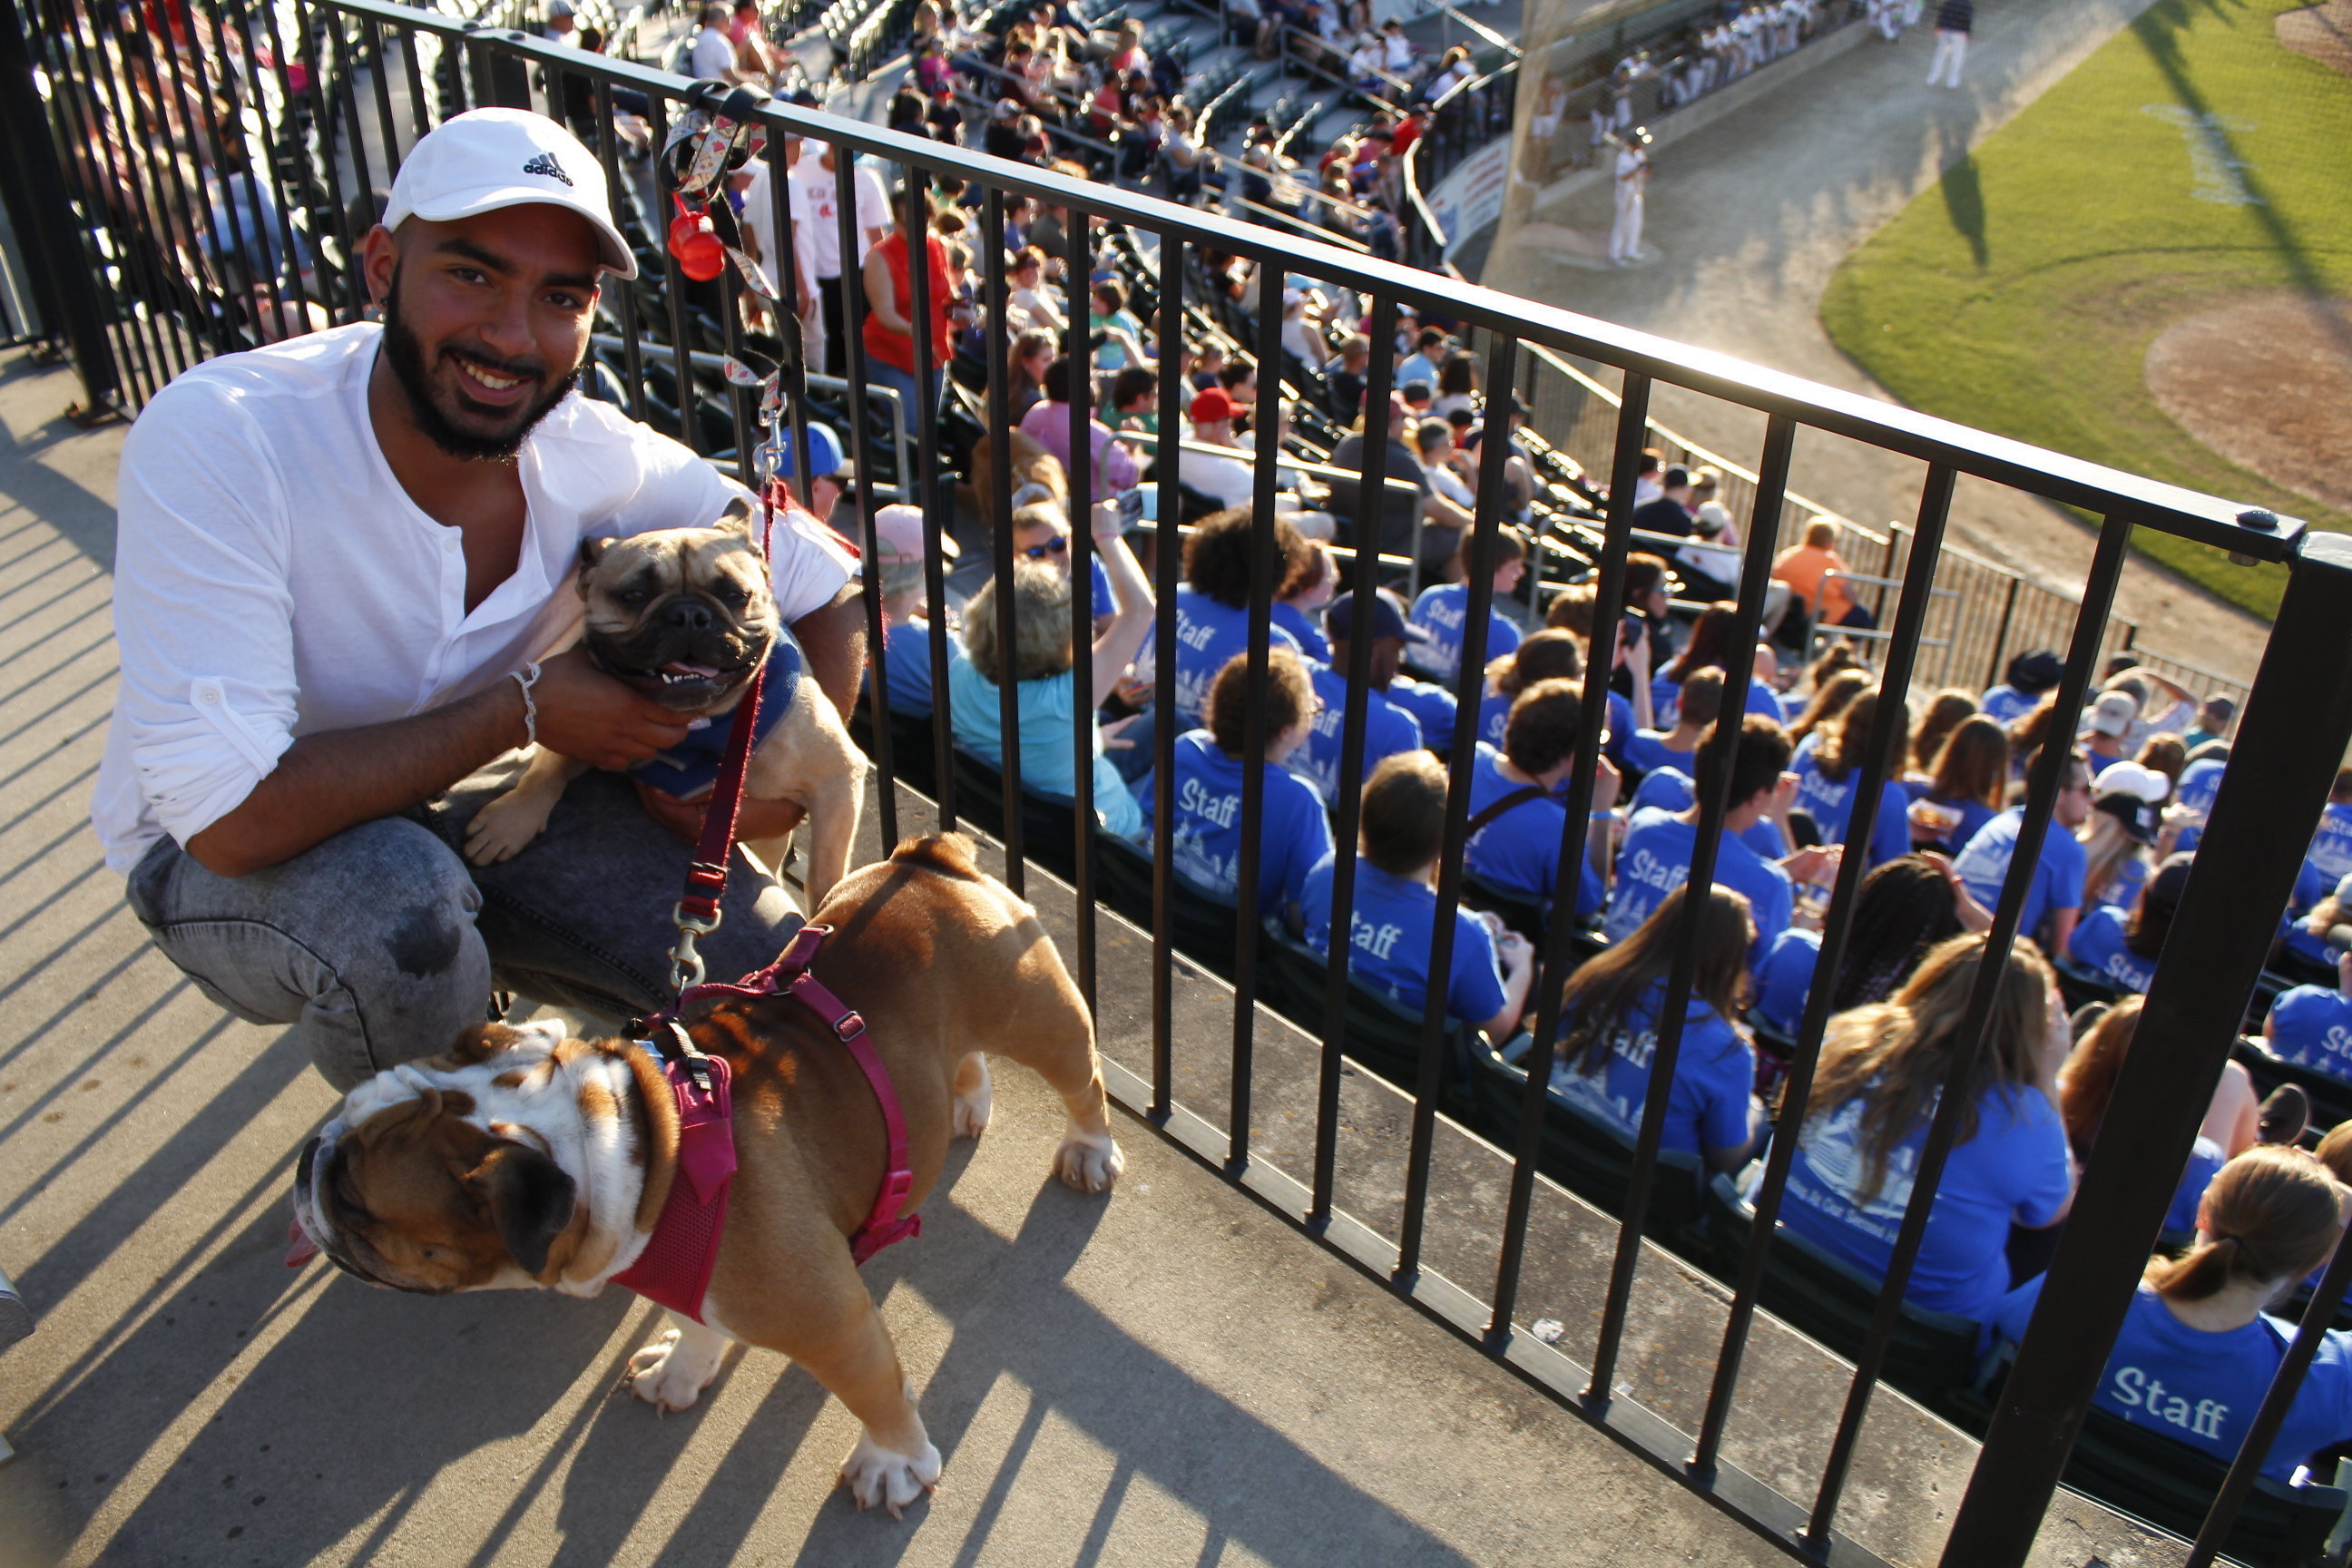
1189, 387, 1239, 424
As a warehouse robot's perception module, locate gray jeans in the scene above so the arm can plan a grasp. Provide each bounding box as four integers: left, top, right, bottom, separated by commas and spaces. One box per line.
122, 758, 804, 1092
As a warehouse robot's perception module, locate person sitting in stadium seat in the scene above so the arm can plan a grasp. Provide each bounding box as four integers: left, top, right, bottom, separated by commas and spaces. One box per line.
1772, 519, 1871, 632
1749, 853, 1987, 1038
1408, 524, 1526, 686
1788, 691, 1913, 868
1992, 1146, 2352, 1480
2265, 944, 2352, 1086
867, 504, 952, 718
1624, 664, 1722, 785
2082, 763, 2168, 913
1475, 629, 1612, 753
1549, 885, 1764, 1171
1605, 713, 1832, 971
1907, 714, 2006, 856
1292, 587, 1428, 804
1952, 750, 2094, 956
1270, 540, 1338, 664
1650, 604, 1783, 728
2058, 995, 2260, 1241
1980, 649, 2063, 728
1136, 648, 1331, 924
1019, 355, 1141, 504
948, 505, 1153, 837
1134, 507, 1308, 732
1904, 689, 1981, 791
1299, 752, 1536, 1040
1463, 678, 1619, 923
2068, 851, 2192, 995
1781, 931, 2074, 1323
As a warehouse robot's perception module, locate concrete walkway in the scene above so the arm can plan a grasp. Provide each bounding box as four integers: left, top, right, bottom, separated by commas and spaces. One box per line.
1483, 0, 2269, 681
0, 342, 1802, 1568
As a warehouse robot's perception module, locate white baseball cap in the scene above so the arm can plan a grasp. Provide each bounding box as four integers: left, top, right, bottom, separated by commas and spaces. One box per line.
384, 108, 638, 279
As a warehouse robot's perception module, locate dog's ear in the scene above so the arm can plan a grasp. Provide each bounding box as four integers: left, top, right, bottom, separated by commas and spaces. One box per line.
577, 536, 618, 592
468, 1142, 577, 1276
714, 497, 757, 538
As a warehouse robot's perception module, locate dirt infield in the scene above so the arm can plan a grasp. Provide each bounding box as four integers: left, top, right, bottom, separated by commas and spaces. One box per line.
2145, 294, 2352, 515
2278, 0, 2352, 75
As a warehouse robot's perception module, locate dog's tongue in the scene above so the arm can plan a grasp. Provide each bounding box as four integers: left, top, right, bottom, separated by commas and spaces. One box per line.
662, 661, 722, 679
286, 1218, 320, 1268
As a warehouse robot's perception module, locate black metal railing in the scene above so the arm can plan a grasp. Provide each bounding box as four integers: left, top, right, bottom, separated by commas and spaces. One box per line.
12, 2, 2352, 1563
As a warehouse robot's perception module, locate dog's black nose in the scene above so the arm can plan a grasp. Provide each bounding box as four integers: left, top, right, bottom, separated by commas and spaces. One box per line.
663, 600, 714, 634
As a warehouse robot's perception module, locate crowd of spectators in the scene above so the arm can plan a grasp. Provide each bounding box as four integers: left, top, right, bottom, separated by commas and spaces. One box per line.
671, 0, 2352, 1498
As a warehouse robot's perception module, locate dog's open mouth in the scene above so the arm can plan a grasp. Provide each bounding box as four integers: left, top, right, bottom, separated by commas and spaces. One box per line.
602, 652, 763, 709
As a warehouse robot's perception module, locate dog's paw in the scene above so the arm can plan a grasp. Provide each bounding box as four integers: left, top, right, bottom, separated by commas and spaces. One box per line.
627, 1327, 725, 1413
838, 1430, 942, 1518
951, 1080, 993, 1141
463, 799, 550, 866
1053, 1130, 1124, 1194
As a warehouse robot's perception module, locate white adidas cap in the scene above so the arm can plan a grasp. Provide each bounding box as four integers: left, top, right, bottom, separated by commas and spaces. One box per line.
383, 108, 638, 279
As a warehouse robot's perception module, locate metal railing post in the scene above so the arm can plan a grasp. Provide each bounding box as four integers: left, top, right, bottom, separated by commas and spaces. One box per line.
1939, 524, 2352, 1567
0, 0, 121, 418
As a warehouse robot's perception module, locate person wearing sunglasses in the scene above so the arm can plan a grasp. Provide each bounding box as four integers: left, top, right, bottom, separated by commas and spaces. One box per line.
1008, 498, 1117, 636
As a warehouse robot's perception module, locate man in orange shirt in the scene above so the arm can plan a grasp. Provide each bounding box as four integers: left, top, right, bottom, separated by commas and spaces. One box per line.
1771, 519, 1874, 632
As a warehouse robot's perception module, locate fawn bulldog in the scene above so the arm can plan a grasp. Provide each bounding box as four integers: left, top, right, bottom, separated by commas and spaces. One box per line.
464, 496, 867, 907
288, 834, 1124, 1514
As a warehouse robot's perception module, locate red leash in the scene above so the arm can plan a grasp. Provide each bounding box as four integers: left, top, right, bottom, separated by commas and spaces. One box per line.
666, 481, 786, 992
620, 486, 918, 1303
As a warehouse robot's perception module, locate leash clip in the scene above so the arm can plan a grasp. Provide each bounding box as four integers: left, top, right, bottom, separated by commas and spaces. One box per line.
669, 900, 723, 995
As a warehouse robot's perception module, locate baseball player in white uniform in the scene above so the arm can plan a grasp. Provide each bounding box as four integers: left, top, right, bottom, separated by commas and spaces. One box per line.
1610, 127, 1651, 265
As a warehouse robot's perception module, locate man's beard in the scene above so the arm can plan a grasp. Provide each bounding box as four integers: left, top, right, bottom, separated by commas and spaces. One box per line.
380, 272, 582, 461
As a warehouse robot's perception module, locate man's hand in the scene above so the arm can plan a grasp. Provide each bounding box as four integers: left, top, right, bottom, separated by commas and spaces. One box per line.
633, 779, 808, 846
532, 648, 693, 769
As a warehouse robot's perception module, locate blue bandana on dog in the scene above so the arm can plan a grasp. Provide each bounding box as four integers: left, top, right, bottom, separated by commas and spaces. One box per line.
631, 641, 804, 801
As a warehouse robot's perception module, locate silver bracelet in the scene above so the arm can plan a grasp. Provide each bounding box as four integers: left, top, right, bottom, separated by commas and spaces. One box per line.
510, 661, 542, 749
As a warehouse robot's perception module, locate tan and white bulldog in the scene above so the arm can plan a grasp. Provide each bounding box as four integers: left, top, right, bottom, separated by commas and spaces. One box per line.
465, 499, 867, 907
288, 834, 1123, 1514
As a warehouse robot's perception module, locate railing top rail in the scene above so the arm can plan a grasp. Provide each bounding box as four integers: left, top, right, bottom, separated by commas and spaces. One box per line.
336, 0, 2303, 564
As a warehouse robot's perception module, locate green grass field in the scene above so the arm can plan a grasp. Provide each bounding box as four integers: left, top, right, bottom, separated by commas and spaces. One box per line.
1819, 0, 2352, 619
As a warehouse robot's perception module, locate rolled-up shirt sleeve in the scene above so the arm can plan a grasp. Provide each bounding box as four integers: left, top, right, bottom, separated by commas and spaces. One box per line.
111, 387, 299, 848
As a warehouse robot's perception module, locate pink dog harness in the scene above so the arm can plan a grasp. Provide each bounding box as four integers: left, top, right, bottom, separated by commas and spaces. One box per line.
612, 924, 920, 1321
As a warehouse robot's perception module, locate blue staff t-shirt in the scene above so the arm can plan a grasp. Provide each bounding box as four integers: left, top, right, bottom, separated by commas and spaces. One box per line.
1788, 734, 1914, 869
1546, 979, 1756, 1156
1754, 927, 1822, 1036
1292, 664, 1424, 804
1386, 676, 1460, 753
1783, 1080, 2073, 1322
1299, 855, 1508, 1026
1269, 600, 1331, 664
1478, 686, 1633, 760
2311, 802, 2352, 885
1409, 583, 1524, 685
2269, 985, 2352, 1083
1979, 683, 2040, 726
2281, 860, 2337, 967
1622, 727, 1690, 780
1137, 585, 1303, 728
1462, 744, 1605, 920
2177, 757, 2227, 818
1953, 808, 2088, 947
877, 617, 939, 715
1651, 671, 1782, 728
1623, 769, 1793, 869
1137, 729, 1333, 915
2067, 905, 2157, 994
1605, 806, 1792, 967
1992, 1280, 2352, 1482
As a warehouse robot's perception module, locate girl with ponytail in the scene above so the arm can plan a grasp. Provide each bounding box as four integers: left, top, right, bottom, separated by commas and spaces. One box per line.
1993, 1147, 2352, 1478
1779, 931, 2076, 1321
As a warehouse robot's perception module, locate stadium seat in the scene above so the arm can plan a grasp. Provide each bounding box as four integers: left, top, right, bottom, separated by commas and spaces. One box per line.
2232, 1037, 2352, 1136
1258, 923, 1479, 1116
1702, 1174, 1984, 1419
2053, 956, 2124, 1015
1460, 870, 1545, 944
946, 747, 1081, 881
1092, 831, 1261, 984
1463, 1039, 1708, 1254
